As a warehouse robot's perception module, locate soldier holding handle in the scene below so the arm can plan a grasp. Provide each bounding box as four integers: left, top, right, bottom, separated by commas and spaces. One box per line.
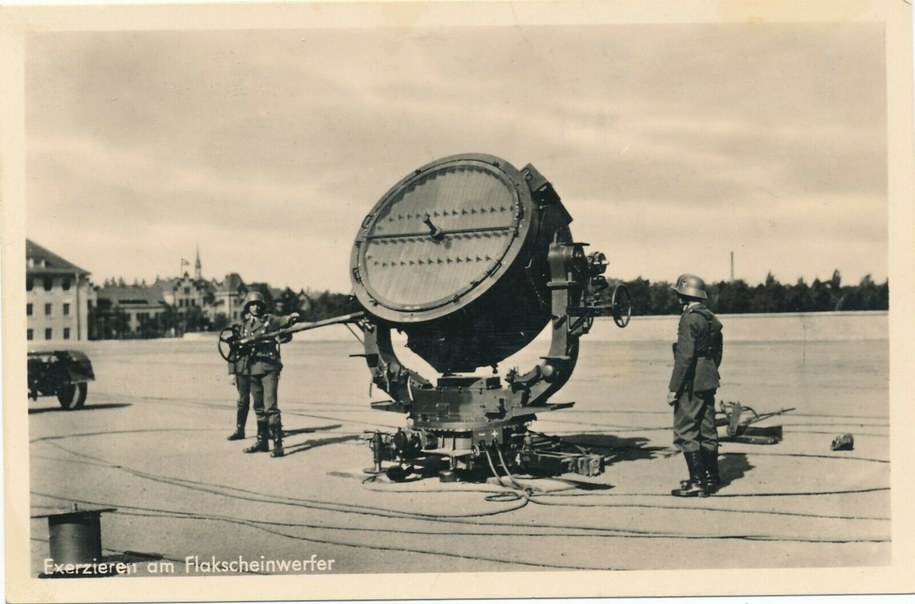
239, 291, 300, 458
667, 274, 724, 497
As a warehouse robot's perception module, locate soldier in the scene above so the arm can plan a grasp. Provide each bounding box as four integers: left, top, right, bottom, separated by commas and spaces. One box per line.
226, 309, 251, 441
667, 274, 724, 497
239, 291, 300, 458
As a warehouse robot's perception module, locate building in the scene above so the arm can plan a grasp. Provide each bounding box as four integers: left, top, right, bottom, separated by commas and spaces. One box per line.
26, 239, 95, 342
94, 285, 169, 337
210, 272, 247, 324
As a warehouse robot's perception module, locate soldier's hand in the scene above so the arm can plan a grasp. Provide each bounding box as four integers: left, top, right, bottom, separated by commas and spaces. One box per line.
289, 312, 301, 324
230, 375, 236, 386
667, 391, 678, 406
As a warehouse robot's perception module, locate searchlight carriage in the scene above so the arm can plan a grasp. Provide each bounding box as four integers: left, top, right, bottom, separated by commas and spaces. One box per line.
221, 153, 631, 481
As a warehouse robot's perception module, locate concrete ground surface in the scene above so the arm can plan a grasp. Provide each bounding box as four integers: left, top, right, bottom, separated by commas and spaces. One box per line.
27, 318, 890, 577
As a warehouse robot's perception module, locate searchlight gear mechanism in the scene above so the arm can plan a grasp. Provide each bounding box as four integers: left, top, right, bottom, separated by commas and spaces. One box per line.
218, 153, 632, 480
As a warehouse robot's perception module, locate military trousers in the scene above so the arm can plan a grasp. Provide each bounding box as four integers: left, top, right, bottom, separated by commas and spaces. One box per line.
672, 388, 718, 454
249, 371, 282, 429
235, 374, 251, 411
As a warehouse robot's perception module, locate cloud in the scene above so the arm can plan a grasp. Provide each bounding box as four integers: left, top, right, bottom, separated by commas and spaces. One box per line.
25, 23, 887, 291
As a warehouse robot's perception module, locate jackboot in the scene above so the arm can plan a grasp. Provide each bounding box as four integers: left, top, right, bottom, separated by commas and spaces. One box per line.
226, 406, 249, 441
701, 448, 720, 494
671, 451, 709, 497
243, 421, 269, 453
270, 424, 284, 458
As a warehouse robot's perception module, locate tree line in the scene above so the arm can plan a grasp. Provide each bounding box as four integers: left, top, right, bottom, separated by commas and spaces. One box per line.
89, 283, 362, 340
599, 270, 888, 316
88, 269, 887, 340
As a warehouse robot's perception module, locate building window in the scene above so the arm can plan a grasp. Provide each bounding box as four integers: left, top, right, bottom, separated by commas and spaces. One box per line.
63, 327, 71, 340
63, 303, 71, 316
26, 277, 33, 291
45, 328, 52, 340
45, 303, 52, 316
184, 287, 190, 295
43, 277, 53, 291
62, 278, 71, 291
27, 329, 33, 341
26, 303, 33, 316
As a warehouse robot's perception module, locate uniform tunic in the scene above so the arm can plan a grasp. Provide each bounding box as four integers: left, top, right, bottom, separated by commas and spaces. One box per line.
241, 312, 298, 429
669, 303, 724, 454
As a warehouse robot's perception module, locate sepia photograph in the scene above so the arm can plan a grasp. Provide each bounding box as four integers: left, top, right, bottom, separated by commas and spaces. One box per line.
1, 1, 913, 602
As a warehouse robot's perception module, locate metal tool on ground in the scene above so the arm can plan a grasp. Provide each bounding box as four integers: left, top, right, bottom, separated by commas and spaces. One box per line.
717, 401, 794, 445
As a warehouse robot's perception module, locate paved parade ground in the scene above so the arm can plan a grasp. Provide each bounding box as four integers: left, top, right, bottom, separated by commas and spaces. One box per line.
26, 314, 890, 580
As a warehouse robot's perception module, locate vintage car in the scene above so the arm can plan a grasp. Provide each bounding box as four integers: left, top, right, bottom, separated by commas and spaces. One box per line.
27, 350, 95, 410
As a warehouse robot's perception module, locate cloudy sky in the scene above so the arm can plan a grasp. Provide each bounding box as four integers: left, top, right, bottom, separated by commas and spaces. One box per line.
25, 22, 887, 293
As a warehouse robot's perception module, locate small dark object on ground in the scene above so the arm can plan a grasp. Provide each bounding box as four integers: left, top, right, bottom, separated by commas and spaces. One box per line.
831, 433, 855, 451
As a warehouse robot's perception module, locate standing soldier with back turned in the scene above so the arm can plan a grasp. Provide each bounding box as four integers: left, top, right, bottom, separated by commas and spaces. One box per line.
667, 274, 724, 497
238, 291, 300, 458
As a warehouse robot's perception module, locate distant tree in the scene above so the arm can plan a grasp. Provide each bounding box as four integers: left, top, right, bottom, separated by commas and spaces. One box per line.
841, 274, 888, 311
277, 287, 306, 314
649, 280, 679, 315
211, 312, 229, 331
157, 305, 178, 337
713, 279, 751, 313
184, 305, 208, 332
621, 277, 651, 316
138, 314, 163, 339
88, 300, 131, 339
784, 278, 815, 312
301, 290, 360, 321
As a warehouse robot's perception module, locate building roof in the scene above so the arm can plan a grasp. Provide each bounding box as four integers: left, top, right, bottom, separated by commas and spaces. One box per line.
154, 275, 213, 293
26, 239, 90, 275
222, 273, 245, 292
97, 285, 166, 307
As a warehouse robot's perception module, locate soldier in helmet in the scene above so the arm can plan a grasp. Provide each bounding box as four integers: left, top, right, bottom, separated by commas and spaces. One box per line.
667, 274, 724, 497
226, 308, 252, 441
238, 290, 300, 458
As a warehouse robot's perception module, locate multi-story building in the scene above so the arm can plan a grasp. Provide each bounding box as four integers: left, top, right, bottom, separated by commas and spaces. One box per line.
210, 273, 247, 324
26, 239, 95, 342
94, 285, 169, 337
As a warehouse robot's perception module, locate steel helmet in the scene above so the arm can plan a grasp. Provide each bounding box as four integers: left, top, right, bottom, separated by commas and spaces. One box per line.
671, 274, 708, 300
242, 290, 266, 310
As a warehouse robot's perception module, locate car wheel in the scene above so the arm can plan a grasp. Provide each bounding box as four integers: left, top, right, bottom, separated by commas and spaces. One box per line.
57, 384, 75, 409
73, 383, 88, 409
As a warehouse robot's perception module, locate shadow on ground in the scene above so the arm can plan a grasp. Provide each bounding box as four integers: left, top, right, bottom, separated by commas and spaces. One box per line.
282, 433, 362, 457
562, 433, 669, 464
282, 424, 342, 437
718, 452, 752, 489
28, 403, 133, 415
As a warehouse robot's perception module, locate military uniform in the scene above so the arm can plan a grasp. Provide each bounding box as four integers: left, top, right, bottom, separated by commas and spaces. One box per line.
241, 310, 298, 456
667, 274, 724, 497
226, 351, 251, 440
